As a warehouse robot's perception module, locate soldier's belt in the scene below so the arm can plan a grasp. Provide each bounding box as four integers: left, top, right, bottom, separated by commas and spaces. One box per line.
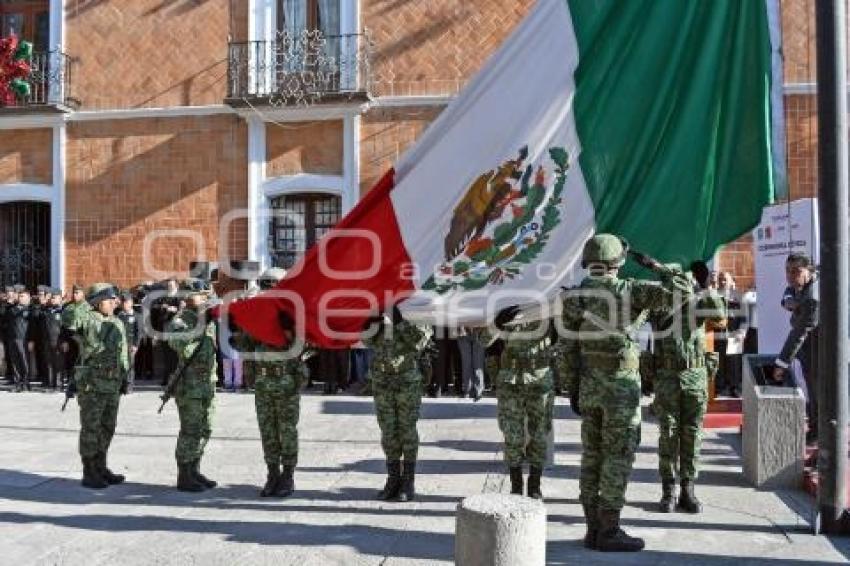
581, 353, 640, 372
256, 367, 290, 379
659, 357, 706, 371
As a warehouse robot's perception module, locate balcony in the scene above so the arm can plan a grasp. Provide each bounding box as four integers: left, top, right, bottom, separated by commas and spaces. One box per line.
226, 31, 371, 108
0, 50, 78, 114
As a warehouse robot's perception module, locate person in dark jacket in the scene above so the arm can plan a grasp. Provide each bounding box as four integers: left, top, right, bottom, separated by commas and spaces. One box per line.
31, 285, 52, 385
42, 288, 65, 390
0, 286, 15, 383
9, 288, 35, 392
115, 292, 140, 393
772, 253, 819, 444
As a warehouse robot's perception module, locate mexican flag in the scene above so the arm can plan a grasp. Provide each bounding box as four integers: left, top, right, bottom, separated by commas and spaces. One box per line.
231, 0, 782, 348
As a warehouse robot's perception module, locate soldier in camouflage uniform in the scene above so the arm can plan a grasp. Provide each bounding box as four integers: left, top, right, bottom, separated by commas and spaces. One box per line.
63, 283, 129, 489
491, 308, 555, 500
366, 307, 431, 502
651, 265, 726, 514
166, 280, 218, 492
560, 234, 692, 552
244, 268, 308, 498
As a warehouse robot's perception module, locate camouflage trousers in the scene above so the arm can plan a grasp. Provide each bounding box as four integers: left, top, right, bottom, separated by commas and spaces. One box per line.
580, 403, 642, 511
78, 391, 120, 459
175, 396, 215, 464
255, 389, 300, 467
373, 378, 422, 461
496, 381, 554, 468
655, 371, 708, 482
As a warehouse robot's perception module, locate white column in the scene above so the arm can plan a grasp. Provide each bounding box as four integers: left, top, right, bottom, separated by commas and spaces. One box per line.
48, 0, 65, 104
52, 123, 66, 290
247, 116, 268, 270
339, 0, 360, 90
342, 113, 360, 214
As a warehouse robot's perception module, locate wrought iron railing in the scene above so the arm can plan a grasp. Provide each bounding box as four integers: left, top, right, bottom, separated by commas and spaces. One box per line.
227, 31, 371, 106
0, 50, 75, 110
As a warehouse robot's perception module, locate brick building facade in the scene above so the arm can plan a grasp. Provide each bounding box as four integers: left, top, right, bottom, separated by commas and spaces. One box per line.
0, 0, 821, 293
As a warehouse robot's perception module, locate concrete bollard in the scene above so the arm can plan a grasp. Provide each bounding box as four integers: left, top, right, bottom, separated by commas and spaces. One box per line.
455, 494, 546, 566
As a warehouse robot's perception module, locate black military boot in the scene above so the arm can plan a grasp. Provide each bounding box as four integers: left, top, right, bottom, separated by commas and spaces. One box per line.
97, 453, 125, 485
509, 466, 524, 495
527, 466, 543, 500
658, 480, 675, 513
596, 509, 645, 552
177, 463, 206, 492
81, 457, 108, 489
276, 465, 295, 497
677, 480, 702, 513
260, 464, 281, 497
582, 504, 598, 550
193, 459, 217, 489
398, 460, 416, 502
377, 460, 402, 501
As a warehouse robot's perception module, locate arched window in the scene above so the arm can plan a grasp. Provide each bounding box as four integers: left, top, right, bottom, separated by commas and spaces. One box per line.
268, 192, 341, 269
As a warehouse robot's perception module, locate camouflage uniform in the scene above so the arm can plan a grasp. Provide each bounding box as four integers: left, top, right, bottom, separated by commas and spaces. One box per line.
559, 234, 692, 552
651, 283, 725, 512
496, 323, 555, 469
66, 306, 128, 460
63, 284, 128, 489
166, 308, 217, 467
251, 338, 305, 468
368, 318, 430, 501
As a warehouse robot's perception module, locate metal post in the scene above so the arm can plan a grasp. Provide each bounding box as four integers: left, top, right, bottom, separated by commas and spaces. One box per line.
815, 0, 850, 535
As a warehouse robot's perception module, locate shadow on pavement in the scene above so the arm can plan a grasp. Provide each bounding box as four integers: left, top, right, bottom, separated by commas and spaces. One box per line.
0, 511, 454, 559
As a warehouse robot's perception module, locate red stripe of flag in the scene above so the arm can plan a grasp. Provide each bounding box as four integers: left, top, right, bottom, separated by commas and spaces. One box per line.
229, 169, 415, 348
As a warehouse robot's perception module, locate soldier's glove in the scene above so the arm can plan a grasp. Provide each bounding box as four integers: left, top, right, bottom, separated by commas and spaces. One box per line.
628, 250, 660, 271
569, 391, 581, 416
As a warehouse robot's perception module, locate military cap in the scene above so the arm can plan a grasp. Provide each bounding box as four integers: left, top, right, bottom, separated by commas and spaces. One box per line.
582, 234, 628, 268
49, 287, 63, 296
118, 291, 133, 302
4, 286, 13, 293
36, 285, 48, 294
72, 283, 84, 293
12, 284, 25, 293
86, 283, 118, 305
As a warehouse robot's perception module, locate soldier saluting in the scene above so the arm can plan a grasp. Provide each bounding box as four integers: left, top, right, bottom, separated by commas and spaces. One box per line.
560, 234, 692, 553
63, 283, 129, 489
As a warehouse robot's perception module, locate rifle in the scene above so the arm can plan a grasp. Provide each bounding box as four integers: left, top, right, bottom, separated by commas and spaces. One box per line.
158, 327, 212, 414
61, 379, 76, 412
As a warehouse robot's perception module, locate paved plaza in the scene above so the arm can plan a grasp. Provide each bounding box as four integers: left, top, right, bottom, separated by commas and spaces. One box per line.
0, 388, 848, 565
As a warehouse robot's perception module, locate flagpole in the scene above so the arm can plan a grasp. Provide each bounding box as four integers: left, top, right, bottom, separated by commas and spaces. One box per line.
815, 0, 850, 535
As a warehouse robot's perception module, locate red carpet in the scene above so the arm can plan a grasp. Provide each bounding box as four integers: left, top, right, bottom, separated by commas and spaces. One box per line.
704, 397, 743, 430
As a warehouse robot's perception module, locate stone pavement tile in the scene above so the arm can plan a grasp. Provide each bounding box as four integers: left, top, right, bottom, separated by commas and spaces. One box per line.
0, 391, 848, 565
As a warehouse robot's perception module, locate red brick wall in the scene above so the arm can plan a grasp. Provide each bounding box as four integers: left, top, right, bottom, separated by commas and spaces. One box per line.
266, 120, 344, 177
359, 106, 444, 194
364, 0, 534, 97
66, 0, 231, 110
0, 128, 52, 185
64, 115, 247, 288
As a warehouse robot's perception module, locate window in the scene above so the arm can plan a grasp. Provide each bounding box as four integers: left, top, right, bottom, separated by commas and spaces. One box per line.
269, 193, 341, 269
0, 1, 49, 50
277, 0, 340, 36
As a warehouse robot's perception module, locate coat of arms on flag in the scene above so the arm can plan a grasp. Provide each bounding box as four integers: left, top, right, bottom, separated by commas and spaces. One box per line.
422, 147, 570, 294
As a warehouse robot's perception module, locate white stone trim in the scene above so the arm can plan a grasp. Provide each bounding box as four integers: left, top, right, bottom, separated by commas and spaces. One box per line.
262, 173, 345, 198
0, 183, 54, 202
784, 83, 816, 95
342, 114, 360, 213
373, 95, 455, 108
70, 105, 235, 121
0, 115, 65, 130
49, 0, 65, 103
235, 102, 367, 122
53, 124, 66, 290
247, 117, 267, 270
